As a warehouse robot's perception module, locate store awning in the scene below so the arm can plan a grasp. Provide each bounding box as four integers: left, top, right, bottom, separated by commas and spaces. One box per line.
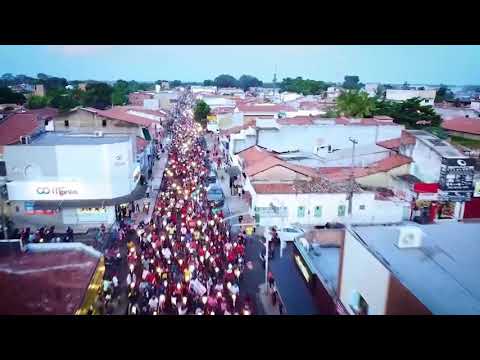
33, 184, 147, 210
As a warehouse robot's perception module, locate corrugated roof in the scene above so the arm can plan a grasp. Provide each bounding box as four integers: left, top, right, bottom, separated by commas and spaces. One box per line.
376, 130, 416, 150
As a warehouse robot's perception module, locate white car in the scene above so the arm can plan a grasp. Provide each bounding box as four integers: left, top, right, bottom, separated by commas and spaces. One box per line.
264, 225, 305, 243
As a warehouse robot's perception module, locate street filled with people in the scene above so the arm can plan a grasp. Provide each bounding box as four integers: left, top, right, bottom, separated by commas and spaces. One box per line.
111, 107, 253, 315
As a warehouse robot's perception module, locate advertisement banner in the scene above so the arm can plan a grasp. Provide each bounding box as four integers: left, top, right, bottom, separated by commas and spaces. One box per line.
439, 158, 475, 192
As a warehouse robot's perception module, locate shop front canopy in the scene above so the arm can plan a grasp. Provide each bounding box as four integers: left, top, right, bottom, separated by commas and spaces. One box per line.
33, 184, 147, 210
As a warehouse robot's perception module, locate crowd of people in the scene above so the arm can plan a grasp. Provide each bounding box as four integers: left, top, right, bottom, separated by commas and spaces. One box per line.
122, 112, 253, 315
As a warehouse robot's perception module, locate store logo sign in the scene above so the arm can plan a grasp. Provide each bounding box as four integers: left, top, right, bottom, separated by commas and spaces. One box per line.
457, 159, 467, 166
36, 186, 79, 197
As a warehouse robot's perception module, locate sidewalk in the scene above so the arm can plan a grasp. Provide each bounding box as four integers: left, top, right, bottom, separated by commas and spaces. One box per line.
258, 283, 287, 315
132, 151, 168, 227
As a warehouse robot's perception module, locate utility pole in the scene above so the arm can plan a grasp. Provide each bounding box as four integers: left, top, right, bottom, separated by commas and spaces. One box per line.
272, 65, 277, 101
347, 137, 358, 217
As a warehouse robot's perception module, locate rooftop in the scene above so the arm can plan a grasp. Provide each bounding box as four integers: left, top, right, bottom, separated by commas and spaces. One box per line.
352, 222, 480, 315
0, 245, 100, 315
376, 130, 416, 150
95, 107, 154, 127
441, 117, 480, 135
29, 132, 130, 146
409, 130, 466, 158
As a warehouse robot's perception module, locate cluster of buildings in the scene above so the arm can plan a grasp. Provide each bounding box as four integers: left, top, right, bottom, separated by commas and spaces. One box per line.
0, 99, 172, 233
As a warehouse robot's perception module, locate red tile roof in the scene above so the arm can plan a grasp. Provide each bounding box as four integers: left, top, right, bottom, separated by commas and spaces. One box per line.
28, 107, 59, 120
335, 116, 398, 126
252, 178, 359, 194
376, 130, 416, 150
277, 116, 318, 126
441, 117, 480, 135
96, 107, 154, 127
211, 107, 234, 115
0, 250, 99, 315
238, 146, 319, 178
0, 113, 42, 146
316, 154, 413, 181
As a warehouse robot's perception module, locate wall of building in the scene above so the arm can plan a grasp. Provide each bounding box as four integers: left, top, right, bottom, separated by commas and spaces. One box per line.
339, 232, 391, 315
356, 163, 411, 188
385, 275, 432, 315
258, 124, 403, 153
253, 192, 376, 227
386, 89, 436, 106
446, 130, 480, 141
4, 139, 137, 201
409, 140, 442, 183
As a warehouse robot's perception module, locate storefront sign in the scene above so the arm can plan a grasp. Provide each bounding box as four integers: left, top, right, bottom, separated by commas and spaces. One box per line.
294, 255, 311, 282
439, 158, 475, 192
438, 191, 472, 202
474, 180, 480, 198
36, 186, 79, 196
414, 183, 439, 193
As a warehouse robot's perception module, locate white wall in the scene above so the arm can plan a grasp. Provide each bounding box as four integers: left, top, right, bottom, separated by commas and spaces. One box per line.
386, 89, 436, 106
409, 139, 442, 183
339, 231, 391, 315
258, 124, 403, 153
5, 139, 136, 201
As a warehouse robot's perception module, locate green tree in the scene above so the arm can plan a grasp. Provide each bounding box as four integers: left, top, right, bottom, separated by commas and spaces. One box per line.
37, 73, 49, 80
376, 84, 386, 98
170, 80, 182, 88
279, 77, 330, 95
111, 80, 129, 105
27, 95, 49, 109
0, 87, 27, 104
336, 90, 377, 118
194, 100, 210, 128
343, 75, 361, 90
401, 82, 410, 90
238, 75, 263, 91
435, 85, 454, 103
82, 83, 113, 109
214, 74, 238, 88
203, 80, 215, 86
49, 94, 79, 112
373, 97, 442, 128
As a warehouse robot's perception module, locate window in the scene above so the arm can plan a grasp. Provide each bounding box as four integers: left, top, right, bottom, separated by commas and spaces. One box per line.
102, 119, 107, 127
44, 119, 49, 126
297, 206, 305, 218
338, 205, 346, 217
314, 206, 322, 217
350, 291, 369, 315
64, 120, 69, 127
359, 205, 366, 210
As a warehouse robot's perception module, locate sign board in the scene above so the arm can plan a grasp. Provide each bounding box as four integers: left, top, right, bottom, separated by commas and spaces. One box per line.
7, 182, 83, 201
207, 115, 217, 123
417, 193, 439, 201
474, 180, 480, 198
439, 158, 475, 192
254, 206, 288, 218
438, 191, 473, 202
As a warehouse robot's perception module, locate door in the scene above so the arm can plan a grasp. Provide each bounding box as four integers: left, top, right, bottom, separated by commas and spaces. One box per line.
464, 197, 480, 219
338, 205, 346, 217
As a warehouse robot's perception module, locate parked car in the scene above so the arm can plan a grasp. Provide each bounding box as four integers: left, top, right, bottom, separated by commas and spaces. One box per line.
207, 185, 225, 208
264, 225, 305, 243
206, 169, 218, 185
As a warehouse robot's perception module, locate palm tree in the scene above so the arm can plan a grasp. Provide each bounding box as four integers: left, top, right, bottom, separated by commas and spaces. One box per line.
336, 90, 377, 118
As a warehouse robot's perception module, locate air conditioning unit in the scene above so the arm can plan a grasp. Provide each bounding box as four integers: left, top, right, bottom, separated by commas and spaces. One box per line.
94, 131, 103, 137
20, 135, 31, 144
397, 226, 424, 249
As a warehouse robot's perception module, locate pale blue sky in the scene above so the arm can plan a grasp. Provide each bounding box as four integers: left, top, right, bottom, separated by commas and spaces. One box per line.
1, 45, 479, 85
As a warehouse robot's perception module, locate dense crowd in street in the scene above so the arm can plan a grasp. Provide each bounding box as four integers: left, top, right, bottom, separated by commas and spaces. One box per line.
114, 111, 252, 315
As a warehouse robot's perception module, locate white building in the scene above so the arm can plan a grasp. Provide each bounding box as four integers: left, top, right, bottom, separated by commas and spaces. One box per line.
190, 86, 217, 94
279, 92, 303, 102
386, 89, 436, 106
4, 132, 143, 231
326, 87, 342, 100
364, 83, 379, 97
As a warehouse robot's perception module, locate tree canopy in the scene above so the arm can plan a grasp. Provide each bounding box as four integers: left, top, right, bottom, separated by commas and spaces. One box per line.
373, 97, 442, 128
27, 95, 49, 109
203, 80, 215, 86
82, 82, 113, 109
279, 77, 330, 95
213, 74, 238, 88
237, 75, 263, 91
170, 80, 182, 88
0, 87, 27, 104
342, 75, 363, 90
194, 100, 210, 128
435, 85, 455, 103
336, 90, 377, 118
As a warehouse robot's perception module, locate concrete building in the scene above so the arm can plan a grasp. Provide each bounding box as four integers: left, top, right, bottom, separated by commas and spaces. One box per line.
364, 83, 379, 97
386, 89, 436, 106
153, 91, 179, 110
190, 86, 217, 94
3, 132, 143, 231
34, 84, 45, 97
326, 86, 342, 100
293, 222, 480, 315
441, 117, 480, 140
128, 91, 154, 106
